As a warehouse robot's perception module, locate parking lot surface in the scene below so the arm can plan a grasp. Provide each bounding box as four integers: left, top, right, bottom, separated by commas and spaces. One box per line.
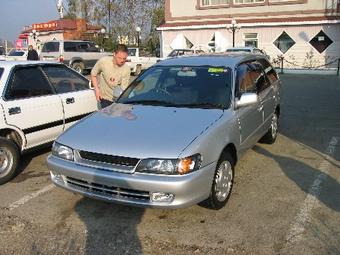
0, 74, 339, 255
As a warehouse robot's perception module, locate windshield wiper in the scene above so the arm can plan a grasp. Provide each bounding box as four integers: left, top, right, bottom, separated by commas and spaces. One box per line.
120, 100, 175, 106
174, 103, 226, 109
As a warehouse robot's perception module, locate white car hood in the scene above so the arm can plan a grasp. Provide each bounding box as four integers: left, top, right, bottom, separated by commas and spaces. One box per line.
58, 103, 223, 159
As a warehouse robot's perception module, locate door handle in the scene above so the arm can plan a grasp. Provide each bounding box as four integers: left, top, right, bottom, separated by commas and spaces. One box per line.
8, 107, 21, 115
66, 97, 75, 104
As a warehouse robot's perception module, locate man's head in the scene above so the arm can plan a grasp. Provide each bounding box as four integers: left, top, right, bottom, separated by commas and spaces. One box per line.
113, 44, 128, 67
28, 45, 33, 51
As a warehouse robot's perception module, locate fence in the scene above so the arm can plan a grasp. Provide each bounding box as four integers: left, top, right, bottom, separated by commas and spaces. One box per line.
273, 56, 340, 76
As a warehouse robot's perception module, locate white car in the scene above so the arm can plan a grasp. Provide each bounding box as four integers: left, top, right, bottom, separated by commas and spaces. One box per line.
0, 61, 98, 184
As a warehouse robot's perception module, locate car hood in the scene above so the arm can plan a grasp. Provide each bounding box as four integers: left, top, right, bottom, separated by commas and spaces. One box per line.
58, 103, 224, 159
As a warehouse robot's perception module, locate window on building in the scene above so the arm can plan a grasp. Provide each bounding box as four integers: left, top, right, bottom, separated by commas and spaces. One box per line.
202, 0, 229, 6
273, 31, 295, 54
244, 33, 258, 47
234, 0, 264, 4
309, 30, 333, 53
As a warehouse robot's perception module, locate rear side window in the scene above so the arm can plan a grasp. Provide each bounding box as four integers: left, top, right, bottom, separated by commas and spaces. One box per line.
258, 58, 279, 83
42, 65, 89, 93
64, 42, 78, 52
42, 42, 60, 52
5, 66, 54, 100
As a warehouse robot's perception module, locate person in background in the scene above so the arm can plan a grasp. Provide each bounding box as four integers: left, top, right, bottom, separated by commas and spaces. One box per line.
27, 45, 39, 61
91, 44, 130, 108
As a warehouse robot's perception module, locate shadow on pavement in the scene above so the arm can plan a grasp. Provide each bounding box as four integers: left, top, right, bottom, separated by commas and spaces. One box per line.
253, 145, 340, 212
75, 198, 144, 255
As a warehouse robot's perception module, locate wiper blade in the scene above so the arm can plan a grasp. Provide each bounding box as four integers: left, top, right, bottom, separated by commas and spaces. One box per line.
120, 100, 175, 106
175, 103, 226, 109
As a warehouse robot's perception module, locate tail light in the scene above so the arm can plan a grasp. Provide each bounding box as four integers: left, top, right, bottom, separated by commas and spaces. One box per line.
58, 55, 64, 63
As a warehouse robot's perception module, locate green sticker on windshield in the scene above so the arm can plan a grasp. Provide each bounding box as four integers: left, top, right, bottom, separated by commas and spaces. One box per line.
208, 68, 225, 73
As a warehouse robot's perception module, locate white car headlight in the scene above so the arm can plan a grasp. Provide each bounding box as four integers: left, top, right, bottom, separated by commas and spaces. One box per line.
52, 142, 74, 161
135, 154, 202, 175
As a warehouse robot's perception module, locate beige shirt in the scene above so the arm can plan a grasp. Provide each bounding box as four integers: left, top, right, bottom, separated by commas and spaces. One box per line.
91, 56, 131, 101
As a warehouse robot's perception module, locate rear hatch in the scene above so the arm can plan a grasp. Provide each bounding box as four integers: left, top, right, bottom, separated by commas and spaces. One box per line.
40, 41, 61, 62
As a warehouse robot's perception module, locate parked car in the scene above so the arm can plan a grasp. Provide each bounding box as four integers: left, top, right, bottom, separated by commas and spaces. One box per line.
167, 48, 205, 58
5, 50, 28, 61
47, 53, 281, 209
40, 40, 109, 74
0, 46, 6, 61
0, 61, 98, 184
226, 47, 270, 59
126, 47, 160, 76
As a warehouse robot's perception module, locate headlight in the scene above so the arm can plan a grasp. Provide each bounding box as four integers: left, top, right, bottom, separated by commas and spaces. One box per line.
52, 142, 74, 161
135, 154, 202, 175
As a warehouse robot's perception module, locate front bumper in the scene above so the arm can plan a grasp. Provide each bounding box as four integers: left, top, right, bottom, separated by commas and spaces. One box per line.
47, 155, 216, 209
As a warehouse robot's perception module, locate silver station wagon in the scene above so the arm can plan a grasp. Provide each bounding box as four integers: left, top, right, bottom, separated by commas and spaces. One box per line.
47, 53, 281, 209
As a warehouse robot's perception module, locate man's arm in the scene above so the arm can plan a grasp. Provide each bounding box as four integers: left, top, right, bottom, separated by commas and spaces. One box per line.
90, 60, 102, 101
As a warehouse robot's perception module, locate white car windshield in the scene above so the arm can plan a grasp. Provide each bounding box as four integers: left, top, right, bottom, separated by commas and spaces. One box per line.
118, 66, 232, 109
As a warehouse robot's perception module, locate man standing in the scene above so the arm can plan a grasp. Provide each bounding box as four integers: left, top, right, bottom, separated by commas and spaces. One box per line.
91, 44, 130, 108
27, 45, 39, 60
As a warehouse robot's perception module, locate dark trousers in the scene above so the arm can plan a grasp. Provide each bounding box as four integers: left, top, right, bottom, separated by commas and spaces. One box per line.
100, 99, 113, 108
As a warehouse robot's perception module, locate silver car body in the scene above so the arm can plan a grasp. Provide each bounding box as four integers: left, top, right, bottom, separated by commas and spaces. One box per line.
47, 53, 281, 208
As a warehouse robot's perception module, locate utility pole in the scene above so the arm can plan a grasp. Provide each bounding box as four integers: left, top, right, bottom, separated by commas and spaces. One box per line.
108, 0, 111, 37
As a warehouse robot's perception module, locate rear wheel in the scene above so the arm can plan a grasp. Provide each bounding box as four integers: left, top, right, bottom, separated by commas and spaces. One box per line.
71, 62, 85, 74
134, 65, 142, 76
0, 138, 20, 185
205, 152, 234, 210
260, 112, 278, 144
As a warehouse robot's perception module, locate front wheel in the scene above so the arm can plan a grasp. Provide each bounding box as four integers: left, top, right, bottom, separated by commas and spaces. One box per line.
71, 62, 85, 74
0, 138, 20, 185
204, 152, 234, 210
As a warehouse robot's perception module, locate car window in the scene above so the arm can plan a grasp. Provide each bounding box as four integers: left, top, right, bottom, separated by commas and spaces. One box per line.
42, 42, 59, 52
64, 42, 78, 52
236, 63, 257, 97
42, 65, 90, 93
258, 58, 279, 84
119, 66, 232, 109
0, 47, 5, 55
5, 66, 54, 100
128, 48, 137, 56
248, 62, 270, 93
77, 42, 89, 52
87, 42, 100, 52
0, 68, 4, 79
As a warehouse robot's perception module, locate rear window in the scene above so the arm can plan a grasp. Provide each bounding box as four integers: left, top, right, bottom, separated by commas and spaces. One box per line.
42, 42, 60, 52
0, 47, 5, 55
8, 51, 25, 56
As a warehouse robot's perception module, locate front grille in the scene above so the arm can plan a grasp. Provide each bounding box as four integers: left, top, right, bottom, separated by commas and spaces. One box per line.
78, 151, 139, 167
66, 176, 150, 201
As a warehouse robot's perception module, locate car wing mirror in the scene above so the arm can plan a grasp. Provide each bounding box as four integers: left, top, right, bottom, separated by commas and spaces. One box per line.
235, 92, 258, 108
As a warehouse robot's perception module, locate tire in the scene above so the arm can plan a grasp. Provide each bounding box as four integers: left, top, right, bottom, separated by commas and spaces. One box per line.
260, 112, 279, 144
0, 138, 20, 185
71, 62, 85, 74
204, 152, 234, 210
134, 65, 142, 76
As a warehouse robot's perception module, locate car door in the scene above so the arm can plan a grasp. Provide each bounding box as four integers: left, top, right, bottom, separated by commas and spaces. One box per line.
2, 65, 64, 149
235, 62, 263, 150
254, 60, 277, 132
42, 65, 98, 131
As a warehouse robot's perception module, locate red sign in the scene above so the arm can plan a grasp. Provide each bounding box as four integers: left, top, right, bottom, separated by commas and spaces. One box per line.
32, 21, 58, 31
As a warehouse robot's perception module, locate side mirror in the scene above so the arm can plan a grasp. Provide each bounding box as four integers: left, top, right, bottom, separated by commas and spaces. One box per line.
235, 93, 258, 108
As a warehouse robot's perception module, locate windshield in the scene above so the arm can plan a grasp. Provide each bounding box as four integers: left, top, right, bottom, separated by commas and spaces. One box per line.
118, 66, 232, 109
128, 48, 137, 56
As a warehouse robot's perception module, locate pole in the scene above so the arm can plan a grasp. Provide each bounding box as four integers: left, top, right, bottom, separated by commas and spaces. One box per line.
280, 56, 284, 74
337, 59, 340, 77
232, 29, 235, 47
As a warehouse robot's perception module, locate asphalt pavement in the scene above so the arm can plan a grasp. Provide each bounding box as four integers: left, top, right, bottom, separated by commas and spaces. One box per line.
0, 74, 339, 255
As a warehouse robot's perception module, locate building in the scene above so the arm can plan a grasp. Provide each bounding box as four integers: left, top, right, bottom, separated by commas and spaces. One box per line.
158, 0, 340, 68
17, 18, 104, 51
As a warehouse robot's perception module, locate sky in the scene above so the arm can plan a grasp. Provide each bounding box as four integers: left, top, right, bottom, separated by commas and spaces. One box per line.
0, 0, 59, 43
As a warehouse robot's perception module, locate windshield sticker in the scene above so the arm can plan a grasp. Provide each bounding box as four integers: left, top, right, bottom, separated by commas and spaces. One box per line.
208, 68, 228, 73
